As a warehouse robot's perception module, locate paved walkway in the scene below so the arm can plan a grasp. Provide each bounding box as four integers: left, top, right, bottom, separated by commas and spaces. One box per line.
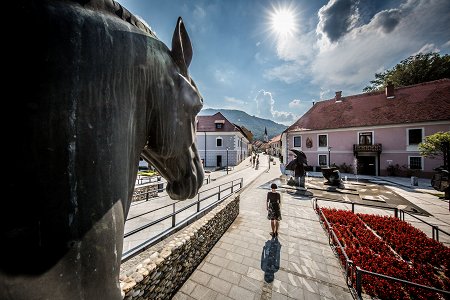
173, 155, 450, 300
173, 157, 354, 300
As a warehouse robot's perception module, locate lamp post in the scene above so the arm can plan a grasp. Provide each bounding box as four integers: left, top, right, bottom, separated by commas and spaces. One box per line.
226, 147, 229, 175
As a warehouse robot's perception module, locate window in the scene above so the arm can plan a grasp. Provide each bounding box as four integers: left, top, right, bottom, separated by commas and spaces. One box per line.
408, 129, 422, 145
318, 134, 328, 147
293, 136, 301, 147
319, 154, 327, 166
216, 138, 222, 147
409, 156, 422, 169
359, 132, 373, 145
215, 123, 223, 129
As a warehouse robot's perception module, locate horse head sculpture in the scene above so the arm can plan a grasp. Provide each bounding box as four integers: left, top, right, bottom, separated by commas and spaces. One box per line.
140, 17, 204, 201
1, 1, 203, 299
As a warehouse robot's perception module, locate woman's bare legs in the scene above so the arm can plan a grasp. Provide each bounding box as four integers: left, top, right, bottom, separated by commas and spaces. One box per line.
270, 220, 276, 235
275, 220, 279, 236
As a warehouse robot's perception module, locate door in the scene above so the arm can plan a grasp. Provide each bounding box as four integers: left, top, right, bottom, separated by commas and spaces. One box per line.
357, 156, 376, 175
216, 155, 222, 167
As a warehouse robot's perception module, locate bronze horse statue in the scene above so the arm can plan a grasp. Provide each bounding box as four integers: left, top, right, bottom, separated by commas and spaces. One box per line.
1, 1, 203, 299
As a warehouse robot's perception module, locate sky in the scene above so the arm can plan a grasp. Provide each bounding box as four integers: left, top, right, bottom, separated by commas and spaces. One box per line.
116, 0, 450, 125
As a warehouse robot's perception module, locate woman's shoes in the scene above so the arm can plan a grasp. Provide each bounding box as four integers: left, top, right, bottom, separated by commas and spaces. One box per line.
275, 232, 278, 237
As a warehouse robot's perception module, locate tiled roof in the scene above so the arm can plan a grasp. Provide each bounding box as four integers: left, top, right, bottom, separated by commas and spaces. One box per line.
196, 112, 237, 132
269, 134, 281, 143
287, 79, 450, 132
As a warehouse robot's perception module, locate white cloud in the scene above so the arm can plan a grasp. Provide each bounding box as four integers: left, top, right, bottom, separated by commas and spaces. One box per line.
214, 68, 234, 85
193, 5, 206, 19
264, 62, 305, 84
254, 90, 298, 125
288, 99, 301, 108
414, 43, 440, 55
265, 0, 450, 96
224, 96, 247, 106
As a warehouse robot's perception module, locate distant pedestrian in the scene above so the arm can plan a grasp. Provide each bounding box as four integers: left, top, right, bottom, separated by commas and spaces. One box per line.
252, 155, 256, 168
267, 183, 281, 237
256, 158, 259, 170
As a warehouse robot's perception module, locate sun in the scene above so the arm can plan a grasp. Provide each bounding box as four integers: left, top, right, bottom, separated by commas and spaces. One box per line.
269, 5, 298, 37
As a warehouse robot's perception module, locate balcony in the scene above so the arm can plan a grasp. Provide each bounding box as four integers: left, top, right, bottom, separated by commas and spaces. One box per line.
353, 143, 382, 153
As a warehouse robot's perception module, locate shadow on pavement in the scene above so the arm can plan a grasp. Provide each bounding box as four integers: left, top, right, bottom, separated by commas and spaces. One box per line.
260, 237, 281, 283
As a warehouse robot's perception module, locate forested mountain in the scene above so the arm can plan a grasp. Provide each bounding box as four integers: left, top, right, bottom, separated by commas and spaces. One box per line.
199, 108, 288, 141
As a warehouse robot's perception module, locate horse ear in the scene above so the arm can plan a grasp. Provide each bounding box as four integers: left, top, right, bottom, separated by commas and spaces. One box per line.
171, 17, 193, 76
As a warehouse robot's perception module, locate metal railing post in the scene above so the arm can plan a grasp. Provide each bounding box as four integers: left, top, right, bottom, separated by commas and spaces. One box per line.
356, 267, 362, 299
218, 186, 221, 200
197, 193, 200, 212
231, 181, 234, 194
432, 225, 439, 241
346, 260, 353, 286
146, 191, 149, 201
394, 208, 398, 219
352, 202, 355, 213
172, 203, 176, 227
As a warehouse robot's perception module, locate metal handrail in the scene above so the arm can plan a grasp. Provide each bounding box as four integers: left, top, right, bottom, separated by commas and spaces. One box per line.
122, 178, 243, 262
313, 198, 450, 299
313, 197, 449, 242
315, 203, 353, 285
399, 209, 449, 240
355, 266, 450, 299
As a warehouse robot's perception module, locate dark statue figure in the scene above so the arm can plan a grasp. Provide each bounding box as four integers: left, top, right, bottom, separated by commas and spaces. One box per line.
321, 166, 342, 186
2, 1, 204, 299
285, 149, 308, 187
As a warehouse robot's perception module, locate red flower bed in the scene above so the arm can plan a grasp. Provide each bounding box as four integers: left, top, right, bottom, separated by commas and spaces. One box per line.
320, 208, 450, 300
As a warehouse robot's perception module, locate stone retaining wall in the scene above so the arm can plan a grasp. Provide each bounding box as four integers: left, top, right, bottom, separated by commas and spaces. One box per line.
132, 183, 158, 202
119, 193, 240, 299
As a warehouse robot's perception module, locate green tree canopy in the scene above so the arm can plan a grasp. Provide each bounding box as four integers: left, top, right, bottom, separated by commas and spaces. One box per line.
419, 131, 450, 160
363, 52, 450, 92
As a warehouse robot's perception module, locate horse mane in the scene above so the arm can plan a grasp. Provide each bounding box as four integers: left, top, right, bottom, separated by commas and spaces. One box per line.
77, 0, 158, 38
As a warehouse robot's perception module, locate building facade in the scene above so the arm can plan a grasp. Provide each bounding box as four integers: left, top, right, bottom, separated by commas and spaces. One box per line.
282, 79, 450, 178
268, 134, 282, 158
196, 112, 251, 168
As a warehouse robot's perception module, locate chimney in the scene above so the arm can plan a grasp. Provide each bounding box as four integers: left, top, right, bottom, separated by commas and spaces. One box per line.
335, 91, 342, 102
386, 81, 394, 99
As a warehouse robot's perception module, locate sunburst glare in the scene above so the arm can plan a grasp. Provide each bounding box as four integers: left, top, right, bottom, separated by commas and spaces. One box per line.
268, 4, 298, 38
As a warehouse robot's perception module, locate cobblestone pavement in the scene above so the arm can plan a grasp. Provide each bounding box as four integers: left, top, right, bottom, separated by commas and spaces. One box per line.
172, 155, 449, 299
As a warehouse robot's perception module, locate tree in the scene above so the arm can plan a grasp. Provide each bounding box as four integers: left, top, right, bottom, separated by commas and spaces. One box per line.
363, 52, 450, 92
419, 131, 450, 160
420, 131, 450, 201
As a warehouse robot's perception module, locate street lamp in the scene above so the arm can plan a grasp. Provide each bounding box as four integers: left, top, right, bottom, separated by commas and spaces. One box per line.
226, 147, 229, 175
328, 146, 332, 167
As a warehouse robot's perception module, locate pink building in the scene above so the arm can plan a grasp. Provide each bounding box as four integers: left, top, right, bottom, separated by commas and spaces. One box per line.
281, 79, 450, 178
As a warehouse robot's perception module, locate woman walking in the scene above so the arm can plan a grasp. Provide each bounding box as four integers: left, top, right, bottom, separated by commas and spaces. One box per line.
267, 183, 281, 237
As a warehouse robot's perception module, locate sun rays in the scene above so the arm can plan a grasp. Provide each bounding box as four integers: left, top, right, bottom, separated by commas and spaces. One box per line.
267, 3, 299, 39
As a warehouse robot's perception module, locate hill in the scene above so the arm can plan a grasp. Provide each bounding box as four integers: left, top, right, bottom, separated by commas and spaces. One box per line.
198, 108, 288, 141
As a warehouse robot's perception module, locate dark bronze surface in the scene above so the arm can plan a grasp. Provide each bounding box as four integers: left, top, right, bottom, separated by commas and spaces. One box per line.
2, 1, 203, 299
